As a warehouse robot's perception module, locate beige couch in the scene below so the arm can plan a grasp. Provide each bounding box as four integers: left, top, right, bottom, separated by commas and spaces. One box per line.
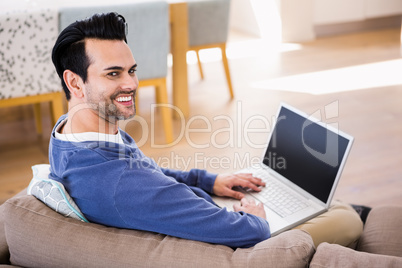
1, 190, 401, 267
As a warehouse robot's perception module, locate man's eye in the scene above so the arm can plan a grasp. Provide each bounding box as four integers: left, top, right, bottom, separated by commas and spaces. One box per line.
108, 72, 118, 77
129, 69, 137, 76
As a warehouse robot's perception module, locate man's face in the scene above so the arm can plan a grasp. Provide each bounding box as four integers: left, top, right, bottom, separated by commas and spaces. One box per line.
83, 38, 138, 121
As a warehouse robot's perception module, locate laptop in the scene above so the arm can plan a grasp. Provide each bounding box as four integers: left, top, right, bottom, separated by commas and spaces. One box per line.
213, 103, 354, 236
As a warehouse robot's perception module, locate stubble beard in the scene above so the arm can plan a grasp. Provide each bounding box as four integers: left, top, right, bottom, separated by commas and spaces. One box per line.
87, 88, 137, 123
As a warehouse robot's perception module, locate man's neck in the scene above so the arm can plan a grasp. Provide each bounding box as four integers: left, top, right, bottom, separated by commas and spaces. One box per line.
64, 104, 119, 135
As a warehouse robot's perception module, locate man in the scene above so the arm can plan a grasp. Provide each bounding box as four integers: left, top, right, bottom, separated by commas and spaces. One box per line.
50, 12, 363, 248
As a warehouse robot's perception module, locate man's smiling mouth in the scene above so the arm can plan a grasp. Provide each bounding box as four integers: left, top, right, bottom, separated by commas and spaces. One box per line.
116, 95, 133, 102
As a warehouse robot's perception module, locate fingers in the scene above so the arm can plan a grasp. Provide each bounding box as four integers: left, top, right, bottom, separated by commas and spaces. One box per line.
233, 198, 266, 219
233, 198, 253, 209
232, 173, 265, 192
213, 173, 266, 199
233, 198, 246, 211
236, 173, 266, 186
225, 189, 245, 200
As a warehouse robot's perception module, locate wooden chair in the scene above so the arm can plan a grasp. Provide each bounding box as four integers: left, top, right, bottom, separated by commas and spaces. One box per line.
187, 0, 234, 99
0, 8, 64, 134
0, 92, 64, 134
59, 2, 173, 143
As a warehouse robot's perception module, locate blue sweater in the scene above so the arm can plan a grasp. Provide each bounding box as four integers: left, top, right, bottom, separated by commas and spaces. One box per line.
49, 115, 270, 248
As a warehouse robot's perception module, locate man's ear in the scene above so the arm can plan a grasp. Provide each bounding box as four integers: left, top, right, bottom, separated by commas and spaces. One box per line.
63, 70, 85, 99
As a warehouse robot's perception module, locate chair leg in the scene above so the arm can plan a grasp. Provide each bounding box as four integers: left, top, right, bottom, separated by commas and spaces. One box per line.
155, 80, 174, 144
135, 91, 139, 114
220, 43, 234, 99
196, 49, 204, 80
33, 103, 42, 134
49, 92, 65, 127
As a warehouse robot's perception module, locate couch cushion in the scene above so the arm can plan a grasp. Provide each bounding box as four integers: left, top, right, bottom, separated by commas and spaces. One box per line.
357, 206, 402, 257
0, 189, 27, 265
310, 242, 402, 268
0, 203, 9, 265
4, 195, 315, 268
28, 164, 88, 222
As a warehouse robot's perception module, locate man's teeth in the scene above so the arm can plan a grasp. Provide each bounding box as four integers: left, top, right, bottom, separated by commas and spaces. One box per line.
116, 96, 132, 102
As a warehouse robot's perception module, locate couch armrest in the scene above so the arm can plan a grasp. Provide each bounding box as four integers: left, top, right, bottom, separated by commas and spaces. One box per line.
0, 203, 9, 265
0, 189, 27, 265
233, 230, 315, 267
310, 242, 402, 268
357, 206, 402, 257
3, 195, 315, 268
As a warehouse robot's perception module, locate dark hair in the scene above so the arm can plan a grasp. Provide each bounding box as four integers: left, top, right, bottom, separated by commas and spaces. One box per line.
52, 12, 127, 100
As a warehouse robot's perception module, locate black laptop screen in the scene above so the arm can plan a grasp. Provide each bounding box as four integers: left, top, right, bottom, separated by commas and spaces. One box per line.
263, 106, 350, 203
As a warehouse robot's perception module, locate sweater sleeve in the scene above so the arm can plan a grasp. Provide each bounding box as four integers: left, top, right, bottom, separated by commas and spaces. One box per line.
113, 161, 271, 248
51, 141, 271, 249
160, 168, 217, 194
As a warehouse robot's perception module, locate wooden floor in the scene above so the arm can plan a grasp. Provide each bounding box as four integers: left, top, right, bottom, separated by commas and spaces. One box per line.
1, 28, 401, 207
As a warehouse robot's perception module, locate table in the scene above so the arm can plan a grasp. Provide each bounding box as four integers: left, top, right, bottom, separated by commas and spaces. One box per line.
169, 1, 190, 117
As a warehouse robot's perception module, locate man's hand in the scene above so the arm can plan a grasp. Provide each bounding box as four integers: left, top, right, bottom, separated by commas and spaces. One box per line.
234, 198, 266, 219
213, 173, 265, 200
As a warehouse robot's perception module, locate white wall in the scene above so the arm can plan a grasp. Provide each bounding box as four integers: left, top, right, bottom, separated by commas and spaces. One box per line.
229, 0, 284, 45
280, 0, 315, 42
364, 0, 402, 18
229, 0, 261, 36
313, 0, 365, 25
230, 0, 402, 42
314, 0, 402, 24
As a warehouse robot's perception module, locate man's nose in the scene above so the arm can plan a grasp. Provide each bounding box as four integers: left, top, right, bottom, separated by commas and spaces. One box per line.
122, 74, 138, 90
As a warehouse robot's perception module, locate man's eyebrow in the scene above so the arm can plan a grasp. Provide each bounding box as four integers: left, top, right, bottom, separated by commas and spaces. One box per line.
104, 66, 124, 71
103, 64, 137, 71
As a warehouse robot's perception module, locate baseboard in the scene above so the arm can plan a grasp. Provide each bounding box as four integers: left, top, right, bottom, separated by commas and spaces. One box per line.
314, 15, 402, 37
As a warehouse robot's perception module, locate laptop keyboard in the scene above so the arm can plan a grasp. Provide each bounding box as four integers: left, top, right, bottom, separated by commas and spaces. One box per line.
250, 170, 308, 218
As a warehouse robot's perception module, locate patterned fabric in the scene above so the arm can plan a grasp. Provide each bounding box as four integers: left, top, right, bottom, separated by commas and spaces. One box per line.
0, 8, 60, 99
28, 164, 88, 222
